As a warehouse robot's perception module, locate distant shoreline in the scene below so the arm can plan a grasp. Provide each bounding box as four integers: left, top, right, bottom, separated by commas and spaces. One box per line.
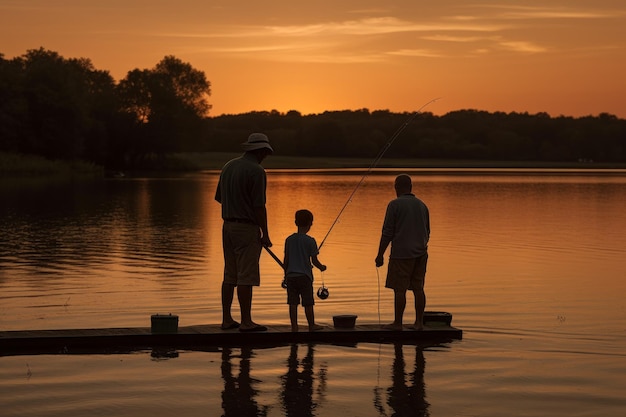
3, 152, 626, 178
0, 152, 103, 178
173, 152, 626, 171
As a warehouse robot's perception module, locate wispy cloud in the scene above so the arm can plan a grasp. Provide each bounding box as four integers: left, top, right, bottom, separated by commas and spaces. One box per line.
388, 49, 443, 58
476, 4, 620, 20
157, 4, 623, 63
158, 15, 509, 62
503, 11, 614, 19
160, 16, 505, 39
195, 41, 388, 64
264, 17, 505, 37
421, 34, 490, 43
498, 41, 547, 53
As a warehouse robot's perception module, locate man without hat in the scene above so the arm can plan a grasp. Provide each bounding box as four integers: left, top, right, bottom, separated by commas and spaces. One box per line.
375, 174, 430, 331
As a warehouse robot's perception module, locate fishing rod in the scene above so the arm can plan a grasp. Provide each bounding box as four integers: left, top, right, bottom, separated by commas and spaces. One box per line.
263, 245, 284, 269
262, 245, 288, 289
262, 97, 439, 299
318, 97, 440, 250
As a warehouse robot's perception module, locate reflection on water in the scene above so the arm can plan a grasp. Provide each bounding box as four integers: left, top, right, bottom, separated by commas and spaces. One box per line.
218, 343, 330, 417
374, 344, 429, 417
218, 342, 428, 417
2, 336, 626, 416
2, 170, 626, 333
280, 344, 327, 417
221, 346, 269, 417
2, 170, 626, 416
0, 341, 442, 417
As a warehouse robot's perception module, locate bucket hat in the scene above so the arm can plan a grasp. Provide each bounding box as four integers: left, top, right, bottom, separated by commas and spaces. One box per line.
242, 133, 273, 153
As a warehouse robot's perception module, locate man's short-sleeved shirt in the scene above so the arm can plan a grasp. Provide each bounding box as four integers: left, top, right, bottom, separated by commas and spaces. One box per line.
215, 152, 266, 222
381, 193, 430, 259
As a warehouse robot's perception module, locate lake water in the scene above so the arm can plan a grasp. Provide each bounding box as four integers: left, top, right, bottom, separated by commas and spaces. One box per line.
1, 169, 626, 416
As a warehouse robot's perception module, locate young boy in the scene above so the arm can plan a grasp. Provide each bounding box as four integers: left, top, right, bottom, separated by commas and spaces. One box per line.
283, 209, 326, 332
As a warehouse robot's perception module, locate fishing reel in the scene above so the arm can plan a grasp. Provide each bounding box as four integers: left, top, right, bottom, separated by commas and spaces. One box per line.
282, 277, 329, 299
317, 285, 329, 300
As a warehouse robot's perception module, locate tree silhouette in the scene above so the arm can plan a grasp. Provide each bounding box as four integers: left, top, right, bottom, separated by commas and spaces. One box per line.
116, 56, 212, 163
2, 47, 626, 171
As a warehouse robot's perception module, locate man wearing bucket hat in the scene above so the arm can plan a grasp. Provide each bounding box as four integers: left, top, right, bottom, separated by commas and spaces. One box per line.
215, 133, 274, 332
375, 174, 430, 331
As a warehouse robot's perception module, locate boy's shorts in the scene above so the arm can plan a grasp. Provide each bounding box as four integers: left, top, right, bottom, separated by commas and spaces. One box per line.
222, 221, 262, 286
286, 274, 315, 306
385, 253, 428, 291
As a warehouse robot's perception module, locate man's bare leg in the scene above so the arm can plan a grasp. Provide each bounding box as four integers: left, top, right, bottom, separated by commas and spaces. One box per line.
383, 289, 406, 330
237, 285, 264, 330
289, 304, 299, 332
220, 282, 239, 329
410, 288, 426, 330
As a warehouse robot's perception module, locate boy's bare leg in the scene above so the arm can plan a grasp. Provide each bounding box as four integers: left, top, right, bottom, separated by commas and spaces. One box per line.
304, 305, 323, 331
289, 304, 299, 332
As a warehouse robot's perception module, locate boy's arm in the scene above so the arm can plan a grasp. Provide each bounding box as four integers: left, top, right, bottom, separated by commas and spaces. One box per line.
311, 255, 326, 271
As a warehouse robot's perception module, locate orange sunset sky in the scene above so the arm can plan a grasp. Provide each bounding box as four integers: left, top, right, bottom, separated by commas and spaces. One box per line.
1, 0, 625, 118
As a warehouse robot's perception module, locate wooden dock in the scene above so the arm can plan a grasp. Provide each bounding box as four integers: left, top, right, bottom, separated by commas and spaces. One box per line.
0, 313, 462, 356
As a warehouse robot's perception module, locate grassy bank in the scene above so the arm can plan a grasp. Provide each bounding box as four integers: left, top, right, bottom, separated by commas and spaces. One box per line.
0, 152, 103, 178
165, 152, 626, 171
3, 152, 625, 177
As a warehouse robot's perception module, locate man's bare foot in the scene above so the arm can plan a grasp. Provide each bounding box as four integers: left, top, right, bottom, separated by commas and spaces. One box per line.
382, 323, 403, 331
238, 321, 267, 332
309, 324, 324, 331
220, 321, 240, 330
409, 324, 424, 331
291, 326, 299, 332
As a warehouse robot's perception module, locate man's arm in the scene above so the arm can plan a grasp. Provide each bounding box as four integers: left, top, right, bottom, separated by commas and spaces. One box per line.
375, 203, 394, 267
214, 180, 222, 203
375, 236, 391, 267
254, 206, 272, 247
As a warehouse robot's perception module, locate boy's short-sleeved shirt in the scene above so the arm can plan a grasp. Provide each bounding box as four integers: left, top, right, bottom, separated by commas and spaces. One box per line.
284, 232, 319, 281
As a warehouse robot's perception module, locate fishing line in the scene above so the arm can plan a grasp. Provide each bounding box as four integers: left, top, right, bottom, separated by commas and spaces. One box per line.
376, 267, 381, 326
317, 270, 329, 299
318, 97, 440, 251
264, 98, 440, 301
372, 343, 386, 416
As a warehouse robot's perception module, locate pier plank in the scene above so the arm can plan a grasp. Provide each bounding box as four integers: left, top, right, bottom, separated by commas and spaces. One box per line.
0, 322, 461, 356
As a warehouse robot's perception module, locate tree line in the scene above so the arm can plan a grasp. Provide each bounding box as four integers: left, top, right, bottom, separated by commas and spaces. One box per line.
1, 48, 210, 168
2, 48, 625, 169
